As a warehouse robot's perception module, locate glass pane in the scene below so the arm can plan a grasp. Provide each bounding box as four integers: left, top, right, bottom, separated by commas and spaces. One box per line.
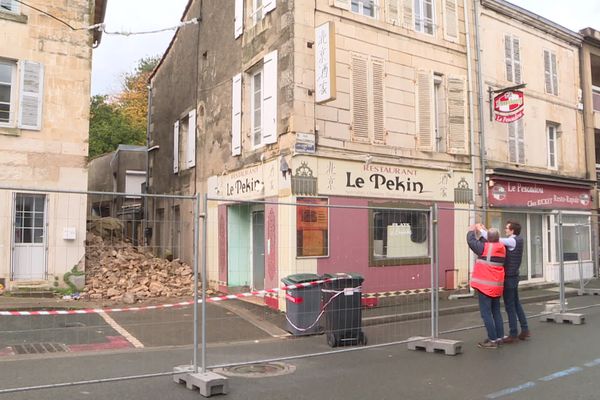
34, 228, 44, 243
372, 209, 429, 260
0, 63, 11, 83
562, 214, 589, 224
530, 214, 544, 279
34, 195, 45, 212
0, 103, 9, 123
23, 228, 32, 243
34, 213, 43, 228
23, 196, 34, 212
0, 85, 10, 102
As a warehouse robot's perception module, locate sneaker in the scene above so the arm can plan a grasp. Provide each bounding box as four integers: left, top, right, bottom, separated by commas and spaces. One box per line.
501, 335, 518, 344
477, 339, 498, 349
518, 330, 531, 340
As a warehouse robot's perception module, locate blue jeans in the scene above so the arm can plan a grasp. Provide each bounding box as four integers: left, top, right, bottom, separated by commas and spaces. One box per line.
477, 290, 504, 341
503, 276, 529, 337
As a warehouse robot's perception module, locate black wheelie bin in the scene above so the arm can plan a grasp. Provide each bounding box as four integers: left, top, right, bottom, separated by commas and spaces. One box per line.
321, 272, 366, 347
281, 273, 323, 336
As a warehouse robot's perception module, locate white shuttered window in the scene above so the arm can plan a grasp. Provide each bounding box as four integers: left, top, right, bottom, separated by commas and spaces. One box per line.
508, 118, 524, 164
415, 0, 434, 35
351, 53, 385, 143
231, 74, 242, 155
234, 0, 243, 38
544, 50, 559, 95
187, 109, 196, 168
173, 121, 179, 174
416, 70, 434, 151
504, 35, 521, 84
443, 0, 458, 41
262, 50, 278, 145
18, 61, 44, 130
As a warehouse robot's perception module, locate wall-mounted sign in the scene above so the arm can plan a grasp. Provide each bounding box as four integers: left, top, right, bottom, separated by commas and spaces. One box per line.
488, 179, 591, 210
493, 90, 524, 123
295, 132, 316, 154
315, 21, 336, 103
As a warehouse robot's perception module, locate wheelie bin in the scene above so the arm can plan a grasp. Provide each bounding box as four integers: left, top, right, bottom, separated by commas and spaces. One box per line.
321, 272, 367, 347
281, 273, 323, 336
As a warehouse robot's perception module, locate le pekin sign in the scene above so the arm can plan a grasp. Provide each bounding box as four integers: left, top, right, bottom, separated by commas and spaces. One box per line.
493, 90, 524, 123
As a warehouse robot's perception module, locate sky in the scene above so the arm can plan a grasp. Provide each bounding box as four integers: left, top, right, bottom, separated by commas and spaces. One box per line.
90, 0, 600, 96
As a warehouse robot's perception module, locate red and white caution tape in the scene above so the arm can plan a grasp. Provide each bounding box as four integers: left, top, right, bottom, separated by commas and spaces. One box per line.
0, 276, 342, 316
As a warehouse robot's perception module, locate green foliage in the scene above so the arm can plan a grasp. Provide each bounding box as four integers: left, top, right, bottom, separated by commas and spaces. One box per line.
88, 56, 160, 159
63, 266, 85, 293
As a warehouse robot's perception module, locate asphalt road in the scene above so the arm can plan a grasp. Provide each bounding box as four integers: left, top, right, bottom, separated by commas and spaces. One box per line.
1, 296, 599, 399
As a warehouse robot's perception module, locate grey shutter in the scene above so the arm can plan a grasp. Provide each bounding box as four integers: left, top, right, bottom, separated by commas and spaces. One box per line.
513, 37, 521, 84
508, 121, 516, 163
444, 0, 458, 40
187, 109, 196, 168
386, 0, 400, 25
18, 61, 44, 130
544, 50, 552, 93
263, 0, 276, 14
262, 50, 278, 145
231, 73, 242, 156
517, 118, 524, 163
351, 54, 369, 141
372, 58, 385, 143
403, 0, 413, 30
504, 35, 513, 83
334, 0, 351, 10
173, 120, 179, 174
551, 52, 558, 95
447, 76, 467, 154
417, 70, 434, 151
234, 0, 243, 39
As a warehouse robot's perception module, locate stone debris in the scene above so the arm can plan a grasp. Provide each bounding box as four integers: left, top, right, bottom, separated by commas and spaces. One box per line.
83, 232, 210, 303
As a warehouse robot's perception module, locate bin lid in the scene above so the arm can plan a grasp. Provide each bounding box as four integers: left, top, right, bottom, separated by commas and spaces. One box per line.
281, 273, 321, 285
323, 272, 364, 281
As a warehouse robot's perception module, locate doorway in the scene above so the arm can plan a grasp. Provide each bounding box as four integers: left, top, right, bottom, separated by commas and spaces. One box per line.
251, 209, 265, 290
12, 193, 47, 280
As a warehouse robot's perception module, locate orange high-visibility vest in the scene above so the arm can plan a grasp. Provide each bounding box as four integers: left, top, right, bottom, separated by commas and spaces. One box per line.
471, 242, 506, 298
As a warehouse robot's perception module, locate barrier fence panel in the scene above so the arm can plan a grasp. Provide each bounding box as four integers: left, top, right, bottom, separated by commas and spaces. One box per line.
0, 187, 198, 393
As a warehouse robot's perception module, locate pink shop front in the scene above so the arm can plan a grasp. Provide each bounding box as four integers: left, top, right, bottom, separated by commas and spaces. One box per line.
209, 156, 476, 310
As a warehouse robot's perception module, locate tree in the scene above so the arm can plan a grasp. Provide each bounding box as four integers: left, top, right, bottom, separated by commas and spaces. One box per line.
88, 56, 160, 158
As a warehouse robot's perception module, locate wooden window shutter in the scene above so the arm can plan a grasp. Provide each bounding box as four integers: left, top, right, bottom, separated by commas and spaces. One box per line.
231, 73, 242, 156
504, 35, 513, 83
386, 0, 401, 25
508, 121, 516, 163
543, 50, 551, 93
517, 118, 524, 163
513, 37, 521, 84
416, 70, 434, 151
187, 109, 196, 168
551, 52, 558, 95
444, 0, 458, 40
18, 61, 44, 130
173, 120, 180, 173
372, 58, 385, 143
333, 0, 351, 11
234, 0, 244, 39
447, 76, 467, 154
403, 0, 413, 30
263, 0, 276, 14
351, 54, 369, 141
262, 50, 278, 145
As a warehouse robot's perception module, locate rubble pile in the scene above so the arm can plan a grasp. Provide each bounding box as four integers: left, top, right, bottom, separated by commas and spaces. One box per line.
83, 232, 202, 304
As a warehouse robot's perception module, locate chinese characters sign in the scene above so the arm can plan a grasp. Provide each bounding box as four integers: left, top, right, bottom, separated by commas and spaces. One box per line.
315, 21, 336, 103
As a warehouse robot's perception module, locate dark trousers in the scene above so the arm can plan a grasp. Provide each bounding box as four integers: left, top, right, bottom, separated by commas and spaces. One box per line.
503, 276, 529, 337
477, 290, 504, 341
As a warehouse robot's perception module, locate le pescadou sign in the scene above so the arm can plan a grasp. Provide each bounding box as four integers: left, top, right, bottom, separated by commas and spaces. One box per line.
488, 179, 591, 210
493, 90, 524, 123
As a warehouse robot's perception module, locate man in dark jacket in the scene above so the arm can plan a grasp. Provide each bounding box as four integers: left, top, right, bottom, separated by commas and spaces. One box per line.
479, 221, 530, 342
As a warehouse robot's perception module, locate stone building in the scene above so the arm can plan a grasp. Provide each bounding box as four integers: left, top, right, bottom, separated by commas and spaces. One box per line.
0, 0, 106, 290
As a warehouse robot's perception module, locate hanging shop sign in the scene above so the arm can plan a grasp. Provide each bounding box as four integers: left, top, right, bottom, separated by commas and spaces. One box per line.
488, 179, 591, 210
493, 90, 524, 123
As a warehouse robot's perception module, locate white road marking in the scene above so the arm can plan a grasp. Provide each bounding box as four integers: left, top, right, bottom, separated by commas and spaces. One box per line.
98, 312, 144, 349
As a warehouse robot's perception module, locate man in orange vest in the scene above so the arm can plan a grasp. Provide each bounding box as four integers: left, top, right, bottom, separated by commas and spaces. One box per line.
467, 225, 506, 349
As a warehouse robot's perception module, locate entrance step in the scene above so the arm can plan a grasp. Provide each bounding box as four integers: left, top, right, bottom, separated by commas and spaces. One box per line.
10, 282, 53, 298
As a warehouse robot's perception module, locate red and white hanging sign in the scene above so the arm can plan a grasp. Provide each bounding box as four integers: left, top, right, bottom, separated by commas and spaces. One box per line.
493, 90, 524, 123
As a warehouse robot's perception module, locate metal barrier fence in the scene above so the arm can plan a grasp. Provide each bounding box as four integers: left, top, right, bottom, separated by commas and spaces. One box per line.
1, 189, 600, 395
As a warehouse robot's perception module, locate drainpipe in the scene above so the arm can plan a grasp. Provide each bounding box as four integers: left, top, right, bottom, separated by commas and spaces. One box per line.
473, 0, 487, 214
144, 84, 152, 246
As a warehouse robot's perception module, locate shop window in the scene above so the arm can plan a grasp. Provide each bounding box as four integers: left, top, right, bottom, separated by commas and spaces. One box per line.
371, 207, 429, 266
296, 198, 329, 257
557, 214, 591, 262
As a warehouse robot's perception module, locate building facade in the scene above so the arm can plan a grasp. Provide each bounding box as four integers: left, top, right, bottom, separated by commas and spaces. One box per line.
0, 0, 106, 290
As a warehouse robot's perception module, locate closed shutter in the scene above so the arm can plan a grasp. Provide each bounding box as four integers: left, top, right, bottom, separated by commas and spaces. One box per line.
333, 0, 351, 10
262, 50, 278, 145
263, 0, 276, 14
516, 118, 524, 163
508, 121, 516, 163
543, 50, 551, 93
18, 61, 44, 130
173, 120, 179, 173
416, 70, 434, 151
403, 0, 413, 29
386, 0, 400, 25
234, 0, 243, 38
513, 37, 521, 84
187, 109, 196, 168
231, 73, 242, 156
504, 35, 513, 83
372, 58, 385, 143
551, 52, 558, 95
444, 0, 458, 40
351, 54, 369, 141
447, 76, 467, 154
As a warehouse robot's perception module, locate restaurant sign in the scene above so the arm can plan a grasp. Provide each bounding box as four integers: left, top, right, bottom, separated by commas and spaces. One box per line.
493, 90, 524, 123
489, 179, 591, 209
